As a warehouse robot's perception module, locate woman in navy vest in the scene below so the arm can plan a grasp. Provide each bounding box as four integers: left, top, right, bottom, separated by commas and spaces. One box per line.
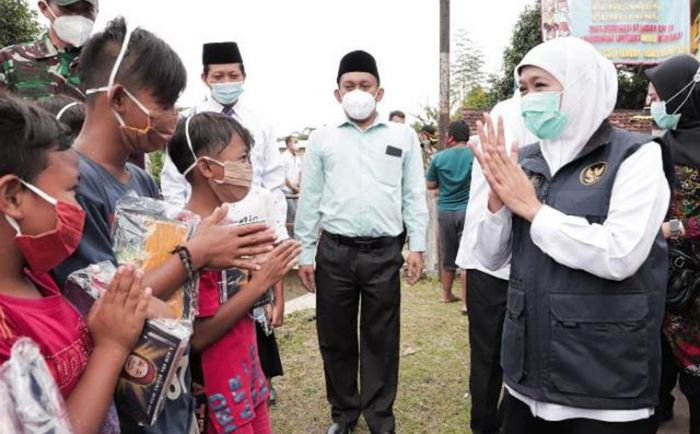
471, 37, 671, 434
647, 55, 700, 434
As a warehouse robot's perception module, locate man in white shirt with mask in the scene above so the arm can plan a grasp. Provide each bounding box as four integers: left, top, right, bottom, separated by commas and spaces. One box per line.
456, 92, 536, 434
161, 42, 285, 214
280, 135, 302, 238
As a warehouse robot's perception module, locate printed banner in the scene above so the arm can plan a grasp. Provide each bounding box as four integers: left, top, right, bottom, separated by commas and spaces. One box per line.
541, 0, 691, 64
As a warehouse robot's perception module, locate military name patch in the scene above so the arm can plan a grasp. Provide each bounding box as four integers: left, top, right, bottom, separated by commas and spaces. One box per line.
580, 162, 607, 186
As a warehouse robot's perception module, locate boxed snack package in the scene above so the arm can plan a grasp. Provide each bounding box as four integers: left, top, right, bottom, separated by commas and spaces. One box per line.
112, 193, 197, 320
1, 338, 72, 434
116, 319, 191, 426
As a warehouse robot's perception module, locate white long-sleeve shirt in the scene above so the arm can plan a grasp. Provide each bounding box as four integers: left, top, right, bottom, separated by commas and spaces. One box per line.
161, 96, 286, 210
456, 95, 536, 279
474, 141, 670, 422
280, 149, 302, 197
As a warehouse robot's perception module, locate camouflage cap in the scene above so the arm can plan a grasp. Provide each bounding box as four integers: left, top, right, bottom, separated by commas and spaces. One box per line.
53, 0, 99, 7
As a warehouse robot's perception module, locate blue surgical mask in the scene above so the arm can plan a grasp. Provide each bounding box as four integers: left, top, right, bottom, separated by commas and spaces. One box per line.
650, 101, 681, 131
211, 81, 244, 105
520, 92, 568, 140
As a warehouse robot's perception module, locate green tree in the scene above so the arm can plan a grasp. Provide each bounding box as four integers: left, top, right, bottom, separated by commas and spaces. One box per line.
487, 3, 542, 106
462, 85, 491, 111
616, 66, 649, 110
149, 151, 165, 185
488, 1, 650, 110
0, 0, 43, 48
410, 103, 439, 134
450, 30, 486, 109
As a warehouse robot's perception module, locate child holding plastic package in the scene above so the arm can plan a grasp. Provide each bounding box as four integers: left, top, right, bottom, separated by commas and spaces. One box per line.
53, 18, 278, 433
0, 93, 150, 434
167, 111, 301, 433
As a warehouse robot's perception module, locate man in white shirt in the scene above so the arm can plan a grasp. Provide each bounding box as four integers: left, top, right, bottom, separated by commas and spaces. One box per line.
280, 135, 302, 238
295, 50, 427, 434
456, 93, 535, 434
161, 42, 285, 216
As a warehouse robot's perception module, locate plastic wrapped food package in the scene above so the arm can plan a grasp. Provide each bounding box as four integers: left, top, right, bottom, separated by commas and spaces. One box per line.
1, 338, 72, 434
64, 261, 193, 426
0, 366, 22, 433
217, 217, 273, 309
219, 268, 272, 308
116, 319, 192, 427
219, 267, 274, 336
112, 193, 198, 321
63, 261, 116, 317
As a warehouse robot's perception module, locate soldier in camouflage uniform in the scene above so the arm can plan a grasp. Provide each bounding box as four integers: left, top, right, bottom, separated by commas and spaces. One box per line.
0, 0, 98, 101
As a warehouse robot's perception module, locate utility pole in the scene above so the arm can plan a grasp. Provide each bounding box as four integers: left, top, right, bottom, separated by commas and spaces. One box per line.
422, 0, 450, 276
439, 0, 450, 148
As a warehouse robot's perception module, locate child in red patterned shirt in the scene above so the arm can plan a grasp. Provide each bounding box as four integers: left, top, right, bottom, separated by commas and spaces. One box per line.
0, 93, 150, 434
167, 112, 301, 433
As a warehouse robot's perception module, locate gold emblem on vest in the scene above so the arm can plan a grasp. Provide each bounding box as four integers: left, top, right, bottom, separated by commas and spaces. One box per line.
580, 162, 607, 186
528, 174, 544, 188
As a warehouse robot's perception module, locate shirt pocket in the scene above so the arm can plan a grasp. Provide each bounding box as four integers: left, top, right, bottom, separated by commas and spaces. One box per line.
548, 292, 649, 398
374, 155, 403, 188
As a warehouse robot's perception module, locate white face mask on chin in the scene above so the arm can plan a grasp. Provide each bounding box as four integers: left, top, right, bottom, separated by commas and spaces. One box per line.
341, 89, 377, 121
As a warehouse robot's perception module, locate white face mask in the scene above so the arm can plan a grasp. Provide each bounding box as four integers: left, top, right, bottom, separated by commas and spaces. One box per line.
341, 89, 377, 121
46, 4, 94, 47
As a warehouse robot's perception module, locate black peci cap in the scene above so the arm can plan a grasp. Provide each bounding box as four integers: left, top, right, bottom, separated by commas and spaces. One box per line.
202, 42, 243, 66
337, 50, 380, 85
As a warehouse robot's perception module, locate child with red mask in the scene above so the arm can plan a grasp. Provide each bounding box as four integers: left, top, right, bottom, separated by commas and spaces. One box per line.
0, 93, 151, 434
167, 112, 301, 433
53, 18, 278, 433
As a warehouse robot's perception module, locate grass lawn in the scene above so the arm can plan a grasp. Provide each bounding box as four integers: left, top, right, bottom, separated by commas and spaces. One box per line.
270, 277, 471, 433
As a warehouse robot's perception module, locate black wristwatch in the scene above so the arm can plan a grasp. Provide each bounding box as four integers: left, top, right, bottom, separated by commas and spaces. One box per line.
669, 219, 684, 239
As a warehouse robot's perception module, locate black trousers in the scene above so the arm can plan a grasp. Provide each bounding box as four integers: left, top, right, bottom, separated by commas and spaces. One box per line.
654, 333, 700, 434
679, 369, 700, 434
466, 269, 508, 434
654, 333, 678, 428
502, 392, 654, 434
315, 233, 404, 433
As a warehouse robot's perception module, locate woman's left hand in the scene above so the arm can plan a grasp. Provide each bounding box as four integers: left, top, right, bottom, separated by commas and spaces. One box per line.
662, 222, 671, 239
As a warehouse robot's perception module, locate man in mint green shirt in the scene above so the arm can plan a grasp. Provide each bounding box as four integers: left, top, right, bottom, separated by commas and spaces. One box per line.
426, 120, 473, 308
294, 50, 428, 434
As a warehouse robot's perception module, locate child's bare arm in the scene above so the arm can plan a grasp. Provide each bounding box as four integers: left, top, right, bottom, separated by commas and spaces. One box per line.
190, 240, 301, 353
147, 297, 176, 319
190, 280, 268, 353
271, 280, 285, 328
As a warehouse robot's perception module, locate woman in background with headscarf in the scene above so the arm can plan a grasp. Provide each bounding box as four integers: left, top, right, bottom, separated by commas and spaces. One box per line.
647, 54, 700, 434
472, 37, 670, 433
